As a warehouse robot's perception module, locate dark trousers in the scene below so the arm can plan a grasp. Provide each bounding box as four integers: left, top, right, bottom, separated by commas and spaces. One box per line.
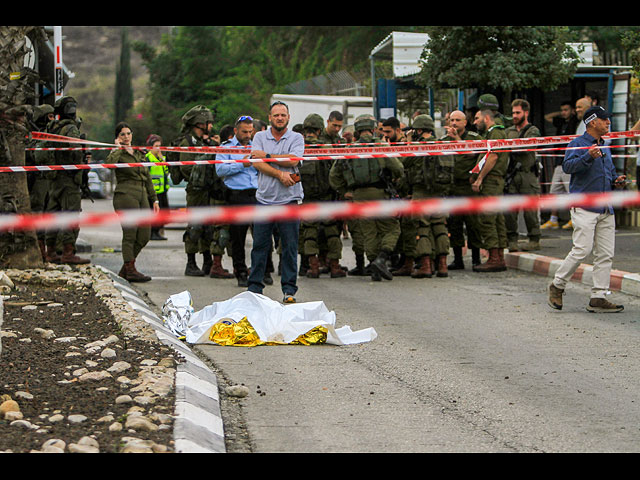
248, 206, 299, 296
226, 188, 257, 276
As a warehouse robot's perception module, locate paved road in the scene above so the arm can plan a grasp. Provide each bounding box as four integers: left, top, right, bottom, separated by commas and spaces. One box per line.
79, 199, 640, 452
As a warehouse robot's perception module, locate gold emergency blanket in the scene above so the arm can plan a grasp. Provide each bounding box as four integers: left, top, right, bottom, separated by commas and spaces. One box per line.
208, 316, 328, 347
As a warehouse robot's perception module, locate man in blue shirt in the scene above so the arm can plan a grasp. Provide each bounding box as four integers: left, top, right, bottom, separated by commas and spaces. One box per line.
215, 116, 258, 287
548, 106, 627, 313
247, 101, 305, 303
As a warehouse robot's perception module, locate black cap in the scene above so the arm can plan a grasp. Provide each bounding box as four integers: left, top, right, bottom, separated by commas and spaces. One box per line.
583, 106, 612, 124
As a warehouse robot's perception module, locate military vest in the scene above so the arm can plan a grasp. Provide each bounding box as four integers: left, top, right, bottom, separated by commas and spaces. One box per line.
299, 136, 332, 199
405, 135, 453, 196
340, 134, 385, 188
505, 123, 540, 171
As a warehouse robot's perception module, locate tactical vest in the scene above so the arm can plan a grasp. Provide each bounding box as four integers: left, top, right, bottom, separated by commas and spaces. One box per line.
299, 137, 332, 198
39, 119, 83, 181
146, 151, 169, 194
340, 134, 385, 189
406, 136, 453, 196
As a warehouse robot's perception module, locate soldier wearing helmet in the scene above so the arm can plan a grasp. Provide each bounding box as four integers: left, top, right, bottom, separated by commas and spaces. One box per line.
179, 105, 233, 279
329, 114, 404, 282
41, 96, 90, 265
298, 113, 346, 279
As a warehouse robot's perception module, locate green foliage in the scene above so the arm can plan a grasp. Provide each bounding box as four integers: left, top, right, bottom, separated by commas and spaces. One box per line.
417, 26, 580, 94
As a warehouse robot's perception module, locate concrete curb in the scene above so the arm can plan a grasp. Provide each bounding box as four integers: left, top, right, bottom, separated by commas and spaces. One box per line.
505, 251, 640, 297
95, 266, 226, 454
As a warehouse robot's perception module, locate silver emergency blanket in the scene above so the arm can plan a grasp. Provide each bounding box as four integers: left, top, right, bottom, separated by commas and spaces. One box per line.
162, 291, 377, 346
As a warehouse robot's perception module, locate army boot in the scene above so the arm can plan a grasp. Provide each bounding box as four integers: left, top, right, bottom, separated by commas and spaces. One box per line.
448, 246, 465, 270
60, 243, 90, 265
521, 238, 541, 252
436, 255, 448, 278
123, 260, 151, 282
329, 259, 347, 278
209, 255, 234, 278
348, 254, 366, 276
392, 257, 414, 276
201, 252, 213, 276
185, 253, 205, 276
471, 248, 481, 267
306, 255, 320, 278
472, 248, 506, 272
370, 251, 393, 280
411, 255, 433, 278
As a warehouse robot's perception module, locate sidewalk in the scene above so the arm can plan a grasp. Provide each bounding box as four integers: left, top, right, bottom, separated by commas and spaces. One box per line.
504, 223, 640, 297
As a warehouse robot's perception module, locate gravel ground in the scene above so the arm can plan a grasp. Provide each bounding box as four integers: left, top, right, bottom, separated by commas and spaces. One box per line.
0, 265, 181, 453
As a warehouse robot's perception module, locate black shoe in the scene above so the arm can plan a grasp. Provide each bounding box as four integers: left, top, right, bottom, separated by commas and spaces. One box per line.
185, 262, 205, 276
150, 231, 167, 241
263, 273, 273, 285
370, 252, 393, 281
370, 270, 382, 282
237, 272, 248, 287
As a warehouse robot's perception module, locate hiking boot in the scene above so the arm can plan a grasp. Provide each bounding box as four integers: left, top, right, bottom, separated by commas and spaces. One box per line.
370, 251, 393, 280
60, 243, 90, 265
508, 240, 520, 252
436, 255, 448, 278
586, 297, 624, 313
329, 259, 347, 278
541, 219, 559, 229
209, 255, 234, 278
307, 255, 320, 278
123, 260, 151, 282
392, 257, 414, 276
472, 248, 506, 272
521, 239, 541, 251
548, 283, 564, 310
185, 254, 205, 276
411, 255, 433, 278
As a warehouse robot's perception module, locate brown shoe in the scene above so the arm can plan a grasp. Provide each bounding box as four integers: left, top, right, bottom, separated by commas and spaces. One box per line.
586, 297, 624, 313
548, 283, 564, 310
45, 244, 61, 263
472, 248, 506, 272
306, 255, 320, 278
392, 257, 414, 276
329, 259, 347, 278
123, 260, 151, 282
436, 254, 448, 278
209, 255, 234, 278
411, 255, 433, 278
60, 243, 90, 265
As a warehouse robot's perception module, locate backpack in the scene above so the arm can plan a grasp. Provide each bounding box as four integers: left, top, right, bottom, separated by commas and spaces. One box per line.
167, 133, 193, 185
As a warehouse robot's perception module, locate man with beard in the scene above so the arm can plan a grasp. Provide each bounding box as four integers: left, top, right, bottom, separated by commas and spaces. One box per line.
504, 99, 542, 252
247, 101, 305, 303
471, 108, 509, 272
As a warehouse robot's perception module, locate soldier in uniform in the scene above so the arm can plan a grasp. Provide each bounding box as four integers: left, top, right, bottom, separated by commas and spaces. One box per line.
178, 105, 233, 278
443, 110, 484, 270
318, 110, 346, 145
108, 122, 158, 282
29, 104, 55, 261
477, 93, 512, 128
299, 113, 346, 279
329, 114, 404, 281
471, 108, 509, 272
402, 115, 453, 278
503, 99, 542, 252
42, 96, 90, 265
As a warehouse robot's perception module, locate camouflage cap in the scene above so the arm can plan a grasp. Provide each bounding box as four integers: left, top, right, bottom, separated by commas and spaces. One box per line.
354, 114, 377, 132
182, 105, 214, 127
303, 113, 324, 130
411, 114, 435, 131
477, 94, 500, 111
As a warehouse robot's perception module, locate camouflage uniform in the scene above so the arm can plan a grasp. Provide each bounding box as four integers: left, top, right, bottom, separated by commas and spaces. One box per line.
299, 114, 346, 278
402, 115, 453, 278
179, 106, 233, 278
329, 115, 404, 281
504, 122, 542, 251
40, 97, 89, 265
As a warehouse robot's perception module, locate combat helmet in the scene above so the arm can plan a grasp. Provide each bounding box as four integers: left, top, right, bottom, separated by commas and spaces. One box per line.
303, 113, 324, 131
354, 114, 377, 132
54, 96, 77, 118
181, 105, 214, 127
33, 104, 54, 125
477, 94, 500, 111
411, 114, 435, 132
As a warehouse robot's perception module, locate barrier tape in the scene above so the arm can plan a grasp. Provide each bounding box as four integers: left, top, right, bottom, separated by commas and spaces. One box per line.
1, 190, 638, 233
7, 142, 638, 174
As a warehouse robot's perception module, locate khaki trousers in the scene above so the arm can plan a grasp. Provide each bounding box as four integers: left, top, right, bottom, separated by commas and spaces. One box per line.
552, 207, 615, 299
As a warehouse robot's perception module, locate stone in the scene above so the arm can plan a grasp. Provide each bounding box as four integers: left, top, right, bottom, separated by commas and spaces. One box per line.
78, 371, 112, 382
124, 416, 158, 432
225, 385, 250, 398
67, 415, 88, 424
0, 399, 20, 417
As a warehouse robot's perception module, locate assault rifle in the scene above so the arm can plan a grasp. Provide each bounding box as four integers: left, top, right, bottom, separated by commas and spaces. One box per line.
379, 168, 400, 200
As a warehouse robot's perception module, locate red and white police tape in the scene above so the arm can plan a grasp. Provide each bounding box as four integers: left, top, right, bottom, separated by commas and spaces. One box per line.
1, 190, 638, 233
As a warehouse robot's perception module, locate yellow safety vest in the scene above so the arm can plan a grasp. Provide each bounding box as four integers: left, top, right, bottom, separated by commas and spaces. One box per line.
146, 151, 169, 194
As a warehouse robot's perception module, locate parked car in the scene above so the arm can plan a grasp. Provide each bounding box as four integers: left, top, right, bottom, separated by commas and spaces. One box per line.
87, 170, 110, 199
167, 178, 187, 209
